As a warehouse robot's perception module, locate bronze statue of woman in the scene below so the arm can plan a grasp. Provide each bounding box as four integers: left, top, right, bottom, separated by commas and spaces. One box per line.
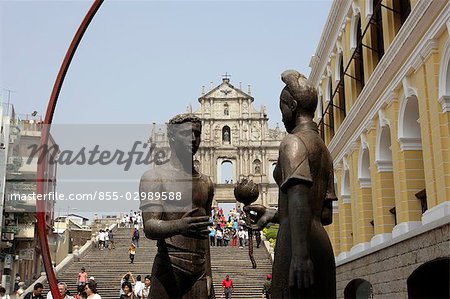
245, 70, 337, 298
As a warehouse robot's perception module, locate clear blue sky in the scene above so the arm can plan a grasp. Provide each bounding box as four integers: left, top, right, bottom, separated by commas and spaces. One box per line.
1, 0, 332, 218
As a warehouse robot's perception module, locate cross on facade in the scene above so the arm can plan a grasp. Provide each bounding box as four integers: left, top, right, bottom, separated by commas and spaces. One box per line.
222, 72, 231, 80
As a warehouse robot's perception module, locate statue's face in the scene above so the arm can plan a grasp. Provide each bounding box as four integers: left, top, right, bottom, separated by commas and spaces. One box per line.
279, 88, 296, 133
171, 121, 201, 157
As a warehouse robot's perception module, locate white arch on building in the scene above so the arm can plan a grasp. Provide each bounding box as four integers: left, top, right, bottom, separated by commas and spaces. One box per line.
438, 38, 450, 112
326, 75, 333, 103
365, 0, 374, 18
341, 158, 351, 203
375, 123, 393, 172
358, 139, 371, 188
350, 9, 361, 51
398, 93, 422, 151
335, 49, 344, 84
317, 89, 323, 120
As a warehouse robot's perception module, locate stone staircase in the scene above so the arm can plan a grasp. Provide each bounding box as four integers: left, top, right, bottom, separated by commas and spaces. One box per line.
47, 228, 272, 299
210, 242, 273, 299
51, 227, 157, 299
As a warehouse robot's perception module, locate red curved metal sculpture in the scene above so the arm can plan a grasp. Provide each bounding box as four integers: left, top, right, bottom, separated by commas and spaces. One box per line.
36, 1, 103, 298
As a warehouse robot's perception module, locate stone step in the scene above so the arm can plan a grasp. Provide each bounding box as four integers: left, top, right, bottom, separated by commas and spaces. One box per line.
42, 227, 273, 299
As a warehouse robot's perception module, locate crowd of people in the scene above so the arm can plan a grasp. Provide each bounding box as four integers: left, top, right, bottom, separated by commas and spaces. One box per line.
118, 272, 151, 299
14, 269, 153, 299
95, 229, 115, 250
9, 273, 271, 299
209, 207, 262, 249
119, 212, 143, 229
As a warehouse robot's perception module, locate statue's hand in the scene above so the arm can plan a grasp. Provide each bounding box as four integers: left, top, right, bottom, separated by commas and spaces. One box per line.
243, 204, 273, 230
289, 256, 314, 289
179, 208, 211, 239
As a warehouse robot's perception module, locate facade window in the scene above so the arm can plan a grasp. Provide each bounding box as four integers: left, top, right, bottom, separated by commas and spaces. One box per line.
355, 16, 365, 95
222, 126, 231, 144
318, 94, 325, 140
336, 53, 346, 126
327, 77, 335, 140
371, 0, 385, 62
394, 0, 411, 28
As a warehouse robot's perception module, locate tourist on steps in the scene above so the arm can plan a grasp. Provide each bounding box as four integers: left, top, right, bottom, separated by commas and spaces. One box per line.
132, 228, 140, 248
134, 275, 144, 299
141, 275, 151, 299
255, 230, 262, 248
85, 281, 101, 299
24, 283, 44, 299
221, 275, 234, 299
74, 285, 87, 299
0, 287, 11, 299
120, 282, 134, 299
46, 282, 73, 299
129, 243, 137, 263
209, 227, 216, 246
77, 267, 88, 287
120, 272, 136, 296
108, 229, 115, 249
262, 274, 272, 299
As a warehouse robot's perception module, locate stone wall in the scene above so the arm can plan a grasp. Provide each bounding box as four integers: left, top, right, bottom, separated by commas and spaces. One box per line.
71, 229, 92, 247
336, 222, 450, 298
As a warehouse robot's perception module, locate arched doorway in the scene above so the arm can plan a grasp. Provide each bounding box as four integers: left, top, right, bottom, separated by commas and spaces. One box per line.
407, 258, 450, 298
219, 160, 234, 184
344, 278, 373, 299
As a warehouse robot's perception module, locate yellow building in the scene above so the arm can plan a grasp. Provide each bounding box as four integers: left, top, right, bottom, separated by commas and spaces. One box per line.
309, 0, 450, 297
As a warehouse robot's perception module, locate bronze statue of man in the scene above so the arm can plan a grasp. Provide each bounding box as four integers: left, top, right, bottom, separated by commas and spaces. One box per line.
140, 114, 214, 299
245, 70, 337, 298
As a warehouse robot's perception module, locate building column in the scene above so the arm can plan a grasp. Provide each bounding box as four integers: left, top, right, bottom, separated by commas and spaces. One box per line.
335, 163, 353, 260
325, 190, 341, 257
368, 119, 396, 246
387, 99, 424, 238
415, 47, 450, 224
348, 142, 372, 254
261, 149, 266, 177
356, 143, 374, 249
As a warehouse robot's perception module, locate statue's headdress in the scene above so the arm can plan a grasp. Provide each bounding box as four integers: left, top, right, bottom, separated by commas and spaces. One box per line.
281, 70, 318, 117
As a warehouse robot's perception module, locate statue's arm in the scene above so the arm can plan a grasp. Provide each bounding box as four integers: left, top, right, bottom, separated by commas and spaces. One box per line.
140, 173, 186, 240
287, 183, 311, 259
265, 207, 279, 224
142, 208, 184, 240
286, 181, 314, 288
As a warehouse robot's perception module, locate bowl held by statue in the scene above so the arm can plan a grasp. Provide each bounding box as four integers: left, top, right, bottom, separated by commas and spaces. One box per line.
234, 179, 259, 206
